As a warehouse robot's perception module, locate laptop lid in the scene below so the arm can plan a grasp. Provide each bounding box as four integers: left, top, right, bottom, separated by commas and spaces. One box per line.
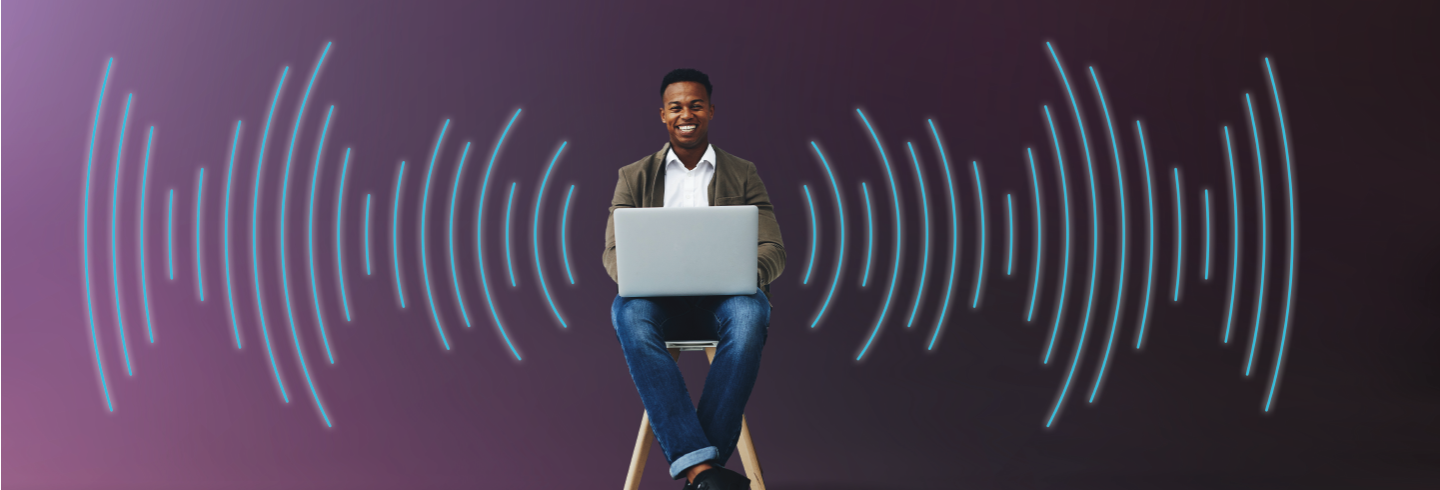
614, 206, 758, 297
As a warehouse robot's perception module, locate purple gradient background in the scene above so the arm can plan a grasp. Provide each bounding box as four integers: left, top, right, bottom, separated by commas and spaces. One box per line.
5, 1, 1438, 488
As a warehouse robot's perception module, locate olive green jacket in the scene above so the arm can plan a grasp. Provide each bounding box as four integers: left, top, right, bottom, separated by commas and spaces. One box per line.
602, 142, 785, 303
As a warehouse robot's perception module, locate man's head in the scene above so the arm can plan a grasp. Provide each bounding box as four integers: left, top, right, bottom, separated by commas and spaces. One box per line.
659, 68, 714, 150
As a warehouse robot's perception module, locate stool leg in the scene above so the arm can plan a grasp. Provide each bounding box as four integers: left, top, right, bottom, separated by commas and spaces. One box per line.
704, 347, 766, 490
623, 411, 653, 490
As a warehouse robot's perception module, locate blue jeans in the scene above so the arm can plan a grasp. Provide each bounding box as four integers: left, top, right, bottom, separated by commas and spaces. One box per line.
611, 287, 770, 480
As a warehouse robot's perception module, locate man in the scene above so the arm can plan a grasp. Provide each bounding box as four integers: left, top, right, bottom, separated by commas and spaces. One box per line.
603, 68, 785, 489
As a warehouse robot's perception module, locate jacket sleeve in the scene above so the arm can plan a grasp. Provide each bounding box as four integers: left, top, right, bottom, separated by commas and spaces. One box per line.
747, 162, 786, 288
602, 167, 635, 284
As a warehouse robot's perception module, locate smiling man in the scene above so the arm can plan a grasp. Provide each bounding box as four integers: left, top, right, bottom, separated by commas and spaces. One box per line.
603, 69, 785, 489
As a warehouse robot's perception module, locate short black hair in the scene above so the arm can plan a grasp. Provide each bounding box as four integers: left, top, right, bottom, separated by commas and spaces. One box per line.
660, 68, 712, 99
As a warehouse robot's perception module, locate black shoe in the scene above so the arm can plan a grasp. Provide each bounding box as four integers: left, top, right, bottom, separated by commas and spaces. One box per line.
683, 466, 750, 490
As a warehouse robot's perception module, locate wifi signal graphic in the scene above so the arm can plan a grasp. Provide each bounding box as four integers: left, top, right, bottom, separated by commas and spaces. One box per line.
75, 40, 1297, 430
795, 42, 1299, 428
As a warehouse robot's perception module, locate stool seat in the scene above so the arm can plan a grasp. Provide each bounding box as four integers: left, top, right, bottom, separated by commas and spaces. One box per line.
624, 341, 765, 490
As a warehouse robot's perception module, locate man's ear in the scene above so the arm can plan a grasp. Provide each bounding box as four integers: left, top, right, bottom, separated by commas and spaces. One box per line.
660, 106, 668, 125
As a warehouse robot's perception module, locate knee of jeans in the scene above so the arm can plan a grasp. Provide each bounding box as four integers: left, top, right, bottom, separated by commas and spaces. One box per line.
720, 301, 769, 349
612, 298, 658, 344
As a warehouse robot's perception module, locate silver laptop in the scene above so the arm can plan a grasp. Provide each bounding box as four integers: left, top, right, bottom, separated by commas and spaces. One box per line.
614, 206, 758, 297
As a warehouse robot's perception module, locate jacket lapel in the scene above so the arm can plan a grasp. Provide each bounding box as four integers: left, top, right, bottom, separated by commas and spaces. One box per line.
648, 142, 733, 208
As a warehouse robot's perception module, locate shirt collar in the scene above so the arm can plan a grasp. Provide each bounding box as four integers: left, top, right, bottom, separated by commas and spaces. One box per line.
665, 143, 716, 172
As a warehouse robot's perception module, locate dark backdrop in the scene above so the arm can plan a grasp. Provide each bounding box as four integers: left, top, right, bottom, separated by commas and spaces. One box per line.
4, 1, 1437, 489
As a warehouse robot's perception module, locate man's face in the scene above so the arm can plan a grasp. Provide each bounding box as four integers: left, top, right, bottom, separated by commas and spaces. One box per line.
659, 81, 714, 150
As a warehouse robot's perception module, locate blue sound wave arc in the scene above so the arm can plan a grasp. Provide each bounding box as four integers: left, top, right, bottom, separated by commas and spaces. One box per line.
305, 106, 337, 362
904, 142, 931, 327
1043, 42, 1104, 428
1085, 65, 1130, 403
503, 182, 519, 287
1242, 92, 1269, 378
275, 41, 333, 427
531, 141, 570, 328
167, 189, 175, 280
1006, 193, 1014, 276
194, 167, 207, 301
860, 182, 875, 288
475, 109, 524, 361
807, 142, 846, 329
364, 194, 373, 276
418, 119, 453, 350
561, 185, 577, 285
1025, 148, 1044, 323
390, 161, 408, 308
1263, 57, 1297, 413
800, 184, 819, 285
1222, 126, 1241, 344
1133, 120, 1158, 350
970, 160, 988, 309
108, 93, 135, 376
446, 142, 474, 327
221, 121, 244, 347
138, 127, 157, 343
81, 57, 116, 411
1040, 105, 1073, 365
334, 148, 354, 322
249, 65, 291, 403
854, 108, 903, 362
1203, 189, 1212, 281
926, 120, 961, 350
1171, 167, 1184, 303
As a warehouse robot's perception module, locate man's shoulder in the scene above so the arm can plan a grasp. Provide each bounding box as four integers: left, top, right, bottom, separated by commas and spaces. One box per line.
617, 147, 665, 177
713, 146, 756, 174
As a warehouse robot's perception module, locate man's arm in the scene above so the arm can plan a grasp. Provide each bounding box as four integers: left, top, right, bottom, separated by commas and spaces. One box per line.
746, 162, 786, 287
602, 168, 635, 284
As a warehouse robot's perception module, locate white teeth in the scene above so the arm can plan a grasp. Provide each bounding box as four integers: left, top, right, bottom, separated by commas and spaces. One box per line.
679, 125, 696, 132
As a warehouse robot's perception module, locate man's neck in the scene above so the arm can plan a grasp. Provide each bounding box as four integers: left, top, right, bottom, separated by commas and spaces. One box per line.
670, 140, 709, 171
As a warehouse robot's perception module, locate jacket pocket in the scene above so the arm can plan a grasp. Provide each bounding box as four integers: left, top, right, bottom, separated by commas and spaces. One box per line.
716, 195, 745, 205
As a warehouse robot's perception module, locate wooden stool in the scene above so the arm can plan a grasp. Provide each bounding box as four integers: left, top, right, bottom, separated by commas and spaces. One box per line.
624, 340, 766, 490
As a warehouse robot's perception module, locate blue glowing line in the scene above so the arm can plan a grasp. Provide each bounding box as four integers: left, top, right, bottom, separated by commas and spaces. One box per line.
503, 182, 518, 287
926, 120, 960, 350
195, 167, 206, 301
800, 184, 819, 285
1203, 189, 1212, 281
1025, 148, 1044, 323
275, 42, 333, 427
1134, 120, 1158, 350
1243, 93, 1269, 378
1172, 167, 1184, 303
475, 109, 524, 361
138, 127, 157, 343
250, 66, 291, 403
1040, 105, 1073, 365
108, 93, 135, 376
81, 57, 115, 411
903, 142, 931, 328
853, 108, 903, 361
1263, 56, 1297, 413
561, 185, 577, 285
221, 121, 244, 347
970, 161, 987, 309
1222, 127, 1241, 344
167, 190, 175, 280
446, 142, 474, 327
305, 106, 337, 363
1043, 42, 1105, 428
334, 148, 353, 322
391, 161, 408, 308
1006, 194, 1014, 276
860, 183, 875, 288
1085, 65, 1130, 404
418, 119, 452, 350
363, 194, 373, 276
808, 142, 846, 329
531, 142, 571, 328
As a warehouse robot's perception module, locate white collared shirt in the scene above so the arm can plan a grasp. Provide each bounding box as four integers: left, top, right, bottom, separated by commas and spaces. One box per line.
663, 144, 717, 208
